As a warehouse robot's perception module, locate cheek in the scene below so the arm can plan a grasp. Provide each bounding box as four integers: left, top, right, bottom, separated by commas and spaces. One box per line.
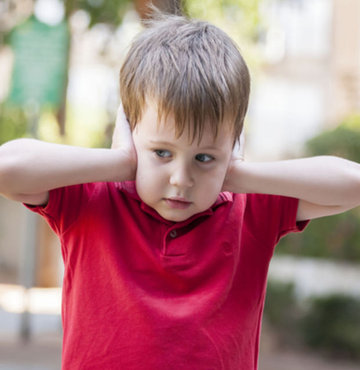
136, 154, 165, 185
211, 162, 229, 182
206, 165, 229, 193
136, 155, 152, 181
197, 167, 227, 194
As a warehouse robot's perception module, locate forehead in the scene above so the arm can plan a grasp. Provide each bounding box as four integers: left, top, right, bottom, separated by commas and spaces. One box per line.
135, 101, 233, 149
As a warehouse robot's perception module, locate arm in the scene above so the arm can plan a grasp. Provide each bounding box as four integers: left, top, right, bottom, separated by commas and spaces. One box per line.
223, 156, 360, 221
0, 140, 134, 205
0, 105, 136, 205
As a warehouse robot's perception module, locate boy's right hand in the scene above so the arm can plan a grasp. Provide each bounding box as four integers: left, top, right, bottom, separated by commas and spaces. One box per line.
111, 102, 137, 181
0, 104, 138, 205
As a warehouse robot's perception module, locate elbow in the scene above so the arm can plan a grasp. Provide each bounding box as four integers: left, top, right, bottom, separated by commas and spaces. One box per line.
344, 163, 360, 208
353, 172, 360, 206
0, 140, 29, 194
0, 157, 20, 195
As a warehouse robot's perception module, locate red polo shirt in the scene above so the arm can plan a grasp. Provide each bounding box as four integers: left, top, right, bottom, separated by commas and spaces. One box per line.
25, 181, 308, 370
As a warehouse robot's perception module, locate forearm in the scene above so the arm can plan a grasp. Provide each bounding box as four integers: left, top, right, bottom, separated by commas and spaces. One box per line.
0, 138, 133, 196
225, 156, 360, 206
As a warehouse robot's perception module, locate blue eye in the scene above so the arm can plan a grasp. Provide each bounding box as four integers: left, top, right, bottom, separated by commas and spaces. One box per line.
155, 149, 171, 158
195, 154, 214, 163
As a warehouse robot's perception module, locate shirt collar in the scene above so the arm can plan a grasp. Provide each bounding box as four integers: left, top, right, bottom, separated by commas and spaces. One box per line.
117, 181, 233, 225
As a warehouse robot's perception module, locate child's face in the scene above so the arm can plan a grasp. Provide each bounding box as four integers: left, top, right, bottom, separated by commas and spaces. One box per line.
132, 101, 234, 222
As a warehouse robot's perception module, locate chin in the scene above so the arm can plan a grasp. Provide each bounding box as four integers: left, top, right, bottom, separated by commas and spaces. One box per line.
158, 209, 194, 222
160, 213, 190, 222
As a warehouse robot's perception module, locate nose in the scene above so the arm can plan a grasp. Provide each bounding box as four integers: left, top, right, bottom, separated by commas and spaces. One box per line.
169, 162, 194, 188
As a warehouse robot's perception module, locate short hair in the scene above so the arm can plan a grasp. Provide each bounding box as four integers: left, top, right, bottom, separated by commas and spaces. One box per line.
120, 5, 250, 145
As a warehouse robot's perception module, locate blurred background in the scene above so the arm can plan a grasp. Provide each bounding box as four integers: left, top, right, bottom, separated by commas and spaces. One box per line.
0, 0, 360, 369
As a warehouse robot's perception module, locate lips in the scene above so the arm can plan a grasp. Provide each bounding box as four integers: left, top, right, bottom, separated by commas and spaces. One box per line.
165, 197, 192, 209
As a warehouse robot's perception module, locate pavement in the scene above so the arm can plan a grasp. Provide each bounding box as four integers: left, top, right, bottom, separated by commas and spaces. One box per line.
0, 283, 62, 369
0, 333, 62, 370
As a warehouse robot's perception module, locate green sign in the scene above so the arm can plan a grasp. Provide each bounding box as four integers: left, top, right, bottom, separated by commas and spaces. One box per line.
8, 16, 69, 108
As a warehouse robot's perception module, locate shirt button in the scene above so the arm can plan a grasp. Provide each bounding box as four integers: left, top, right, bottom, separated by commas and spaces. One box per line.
169, 230, 178, 238
223, 242, 233, 256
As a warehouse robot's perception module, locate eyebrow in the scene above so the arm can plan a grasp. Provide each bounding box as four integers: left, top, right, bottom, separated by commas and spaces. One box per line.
149, 140, 175, 147
149, 140, 221, 152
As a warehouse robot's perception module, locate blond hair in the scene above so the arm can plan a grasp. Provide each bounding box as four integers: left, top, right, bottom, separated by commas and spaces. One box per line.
120, 6, 250, 145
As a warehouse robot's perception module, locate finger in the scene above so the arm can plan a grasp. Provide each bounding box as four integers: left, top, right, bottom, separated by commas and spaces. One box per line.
232, 129, 245, 161
115, 102, 128, 127
111, 102, 132, 149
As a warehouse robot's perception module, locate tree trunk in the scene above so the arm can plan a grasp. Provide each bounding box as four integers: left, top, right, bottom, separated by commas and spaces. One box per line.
134, 0, 183, 19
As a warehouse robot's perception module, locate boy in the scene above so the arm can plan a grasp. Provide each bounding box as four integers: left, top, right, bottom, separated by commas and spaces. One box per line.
0, 9, 359, 370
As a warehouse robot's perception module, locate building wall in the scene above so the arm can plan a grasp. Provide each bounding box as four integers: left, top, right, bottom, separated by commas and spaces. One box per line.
248, 0, 360, 160
330, 0, 360, 124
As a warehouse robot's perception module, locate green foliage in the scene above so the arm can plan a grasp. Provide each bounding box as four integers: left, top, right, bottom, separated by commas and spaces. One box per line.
183, 0, 262, 40
301, 295, 360, 359
277, 211, 360, 261
277, 115, 360, 262
73, 0, 131, 27
0, 104, 28, 145
264, 281, 298, 330
306, 120, 360, 162
264, 281, 360, 360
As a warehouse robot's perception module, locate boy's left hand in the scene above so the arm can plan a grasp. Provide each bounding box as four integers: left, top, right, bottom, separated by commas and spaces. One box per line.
222, 129, 245, 192
221, 136, 360, 221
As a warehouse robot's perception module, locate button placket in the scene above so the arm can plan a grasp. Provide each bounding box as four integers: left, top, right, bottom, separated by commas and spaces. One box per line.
162, 227, 187, 256
223, 242, 233, 256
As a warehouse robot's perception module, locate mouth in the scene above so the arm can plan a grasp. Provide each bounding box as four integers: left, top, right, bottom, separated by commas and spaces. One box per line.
164, 197, 192, 210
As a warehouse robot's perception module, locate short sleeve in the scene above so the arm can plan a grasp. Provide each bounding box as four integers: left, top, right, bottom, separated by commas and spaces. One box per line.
276, 196, 309, 242
23, 184, 90, 236
242, 193, 310, 249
